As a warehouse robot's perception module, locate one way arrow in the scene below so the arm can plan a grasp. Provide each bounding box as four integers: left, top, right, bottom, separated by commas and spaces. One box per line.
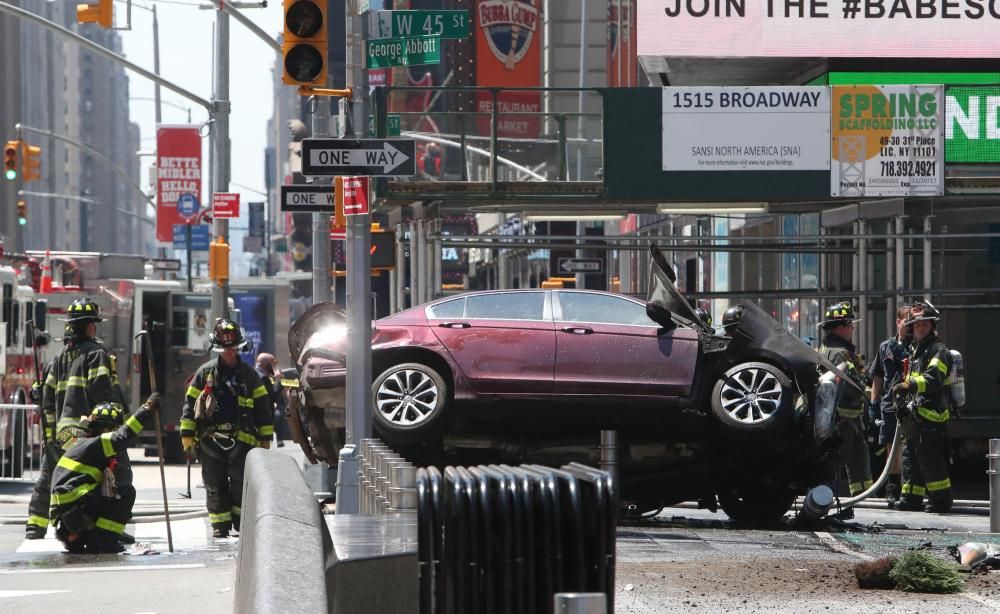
308, 142, 410, 174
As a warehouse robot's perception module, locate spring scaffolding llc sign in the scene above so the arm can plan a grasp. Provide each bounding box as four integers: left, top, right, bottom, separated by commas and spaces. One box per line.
831, 85, 944, 197
662, 86, 831, 171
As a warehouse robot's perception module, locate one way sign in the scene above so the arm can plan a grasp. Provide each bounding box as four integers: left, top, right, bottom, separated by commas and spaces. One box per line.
302, 138, 416, 177
558, 258, 603, 274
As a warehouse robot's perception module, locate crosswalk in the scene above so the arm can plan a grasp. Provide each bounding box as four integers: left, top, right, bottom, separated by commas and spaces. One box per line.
14, 516, 221, 555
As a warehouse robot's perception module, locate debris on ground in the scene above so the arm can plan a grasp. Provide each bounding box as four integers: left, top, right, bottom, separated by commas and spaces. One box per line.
854, 556, 898, 590
948, 542, 1000, 569
888, 551, 964, 593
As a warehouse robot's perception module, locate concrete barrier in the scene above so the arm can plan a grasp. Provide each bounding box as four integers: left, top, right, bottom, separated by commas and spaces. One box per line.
234, 449, 327, 614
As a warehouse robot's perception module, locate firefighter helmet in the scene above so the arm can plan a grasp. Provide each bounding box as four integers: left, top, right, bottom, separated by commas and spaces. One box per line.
209, 318, 248, 350
62, 298, 105, 323
721, 305, 743, 329
819, 302, 859, 328
85, 402, 125, 433
694, 307, 713, 328
905, 299, 941, 325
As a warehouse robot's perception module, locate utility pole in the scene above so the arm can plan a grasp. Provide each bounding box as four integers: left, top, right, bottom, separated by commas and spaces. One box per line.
211, 7, 232, 322
334, 0, 373, 514
311, 94, 332, 303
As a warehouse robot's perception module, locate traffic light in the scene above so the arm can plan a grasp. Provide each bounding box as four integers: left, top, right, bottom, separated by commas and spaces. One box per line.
282, 0, 327, 86
21, 143, 41, 183
77, 0, 113, 28
208, 237, 230, 285
4, 140, 20, 181
16, 200, 27, 226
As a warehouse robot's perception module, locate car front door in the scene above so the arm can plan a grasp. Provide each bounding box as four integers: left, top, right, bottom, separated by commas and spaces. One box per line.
553, 291, 699, 398
428, 291, 555, 395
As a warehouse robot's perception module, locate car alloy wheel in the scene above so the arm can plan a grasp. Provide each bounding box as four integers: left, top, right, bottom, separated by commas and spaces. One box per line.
711, 361, 793, 434
375, 366, 442, 428
719, 366, 784, 425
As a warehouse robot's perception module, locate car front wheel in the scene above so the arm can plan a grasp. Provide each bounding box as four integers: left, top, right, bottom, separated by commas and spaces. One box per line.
710, 361, 793, 435
371, 362, 448, 443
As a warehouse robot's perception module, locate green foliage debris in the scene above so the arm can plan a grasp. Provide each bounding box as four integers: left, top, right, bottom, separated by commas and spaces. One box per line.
888, 551, 964, 594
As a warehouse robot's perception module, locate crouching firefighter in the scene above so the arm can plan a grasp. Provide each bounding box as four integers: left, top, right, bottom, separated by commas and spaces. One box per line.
818, 302, 873, 515
180, 319, 274, 538
50, 397, 159, 554
892, 300, 954, 513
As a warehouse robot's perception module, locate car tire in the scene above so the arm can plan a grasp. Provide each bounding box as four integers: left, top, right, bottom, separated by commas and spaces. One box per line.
371, 362, 449, 444
710, 362, 793, 436
717, 486, 795, 525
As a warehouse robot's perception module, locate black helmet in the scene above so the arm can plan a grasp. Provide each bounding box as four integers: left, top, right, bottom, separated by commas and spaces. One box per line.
85, 402, 125, 433
819, 302, 859, 328
694, 307, 713, 328
210, 318, 247, 350
63, 298, 105, 324
721, 305, 743, 328
905, 299, 940, 325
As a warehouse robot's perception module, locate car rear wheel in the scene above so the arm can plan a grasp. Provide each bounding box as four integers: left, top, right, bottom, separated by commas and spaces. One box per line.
711, 362, 793, 435
372, 363, 448, 444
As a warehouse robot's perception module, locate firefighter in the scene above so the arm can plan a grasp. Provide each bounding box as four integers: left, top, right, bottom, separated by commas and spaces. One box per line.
255, 353, 289, 447
50, 397, 159, 554
819, 302, 872, 515
180, 319, 274, 538
26, 300, 130, 541
893, 300, 954, 513
867, 305, 911, 508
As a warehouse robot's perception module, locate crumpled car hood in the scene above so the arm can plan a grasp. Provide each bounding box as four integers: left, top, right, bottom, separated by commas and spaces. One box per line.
288, 301, 348, 367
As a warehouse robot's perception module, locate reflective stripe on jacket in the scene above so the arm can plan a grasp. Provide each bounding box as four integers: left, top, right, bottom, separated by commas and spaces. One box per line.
180, 358, 274, 446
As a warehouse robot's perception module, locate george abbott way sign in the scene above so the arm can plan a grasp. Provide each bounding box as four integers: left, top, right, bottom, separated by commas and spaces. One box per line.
301, 139, 416, 176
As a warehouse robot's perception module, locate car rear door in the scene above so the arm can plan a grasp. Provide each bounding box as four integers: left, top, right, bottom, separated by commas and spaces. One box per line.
428, 291, 555, 395
552, 291, 699, 398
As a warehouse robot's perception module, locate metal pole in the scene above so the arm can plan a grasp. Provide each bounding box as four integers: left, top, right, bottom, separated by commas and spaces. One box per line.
990, 439, 1000, 533
394, 222, 406, 311
153, 5, 162, 125
554, 593, 607, 613
895, 216, 905, 307
410, 218, 421, 303
923, 216, 933, 302
211, 7, 231, 322
858, 220, 868, 355
186, 223, 193, 291
311, 96, 332, 304
433, 220, 442, 299
335, 0, 372, 515
599, 429, 618, 493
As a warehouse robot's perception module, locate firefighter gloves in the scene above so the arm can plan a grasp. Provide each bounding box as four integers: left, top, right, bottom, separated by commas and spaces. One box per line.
892, 380, 912, 396
182, 436, 196, 452
145, 392, 161, 411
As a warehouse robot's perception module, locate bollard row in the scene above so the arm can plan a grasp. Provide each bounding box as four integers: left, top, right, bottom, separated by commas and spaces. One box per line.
359, 438, 417, 514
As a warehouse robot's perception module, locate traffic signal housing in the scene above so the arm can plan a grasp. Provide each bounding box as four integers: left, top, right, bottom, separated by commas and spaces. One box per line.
21, 143, 41, 183
4, 140, 20, 181
16, 200, 27, 226
76, 0, 113, 28
282, 0, 327, 87
208, 237, 230, 285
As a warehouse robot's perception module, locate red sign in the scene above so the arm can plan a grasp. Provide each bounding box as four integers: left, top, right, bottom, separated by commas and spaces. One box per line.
343, 177, 369, 216
330, 214, 346, 240
156, 126, 202, 242
474, 0, 543, 138
213, 192, 240, 218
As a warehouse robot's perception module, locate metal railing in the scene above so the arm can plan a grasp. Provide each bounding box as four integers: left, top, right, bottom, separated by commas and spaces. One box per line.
359, 438, 417, 514
0, 403, 43, 483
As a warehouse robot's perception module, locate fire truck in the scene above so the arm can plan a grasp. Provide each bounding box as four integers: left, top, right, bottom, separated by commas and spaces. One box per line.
0, 261, 48, 477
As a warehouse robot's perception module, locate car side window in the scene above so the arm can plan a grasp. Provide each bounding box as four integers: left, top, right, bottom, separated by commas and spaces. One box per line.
427, 298, 466, 319
558, 293, 655, 326
466, 292, 545, 321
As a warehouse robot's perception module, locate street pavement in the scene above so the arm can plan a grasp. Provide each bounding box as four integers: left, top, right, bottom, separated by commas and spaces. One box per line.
2, 448, 999, 613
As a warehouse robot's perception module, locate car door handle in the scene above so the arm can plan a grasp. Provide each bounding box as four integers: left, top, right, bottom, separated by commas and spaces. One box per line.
560, 326, 593, 335
439, 322, 471, 329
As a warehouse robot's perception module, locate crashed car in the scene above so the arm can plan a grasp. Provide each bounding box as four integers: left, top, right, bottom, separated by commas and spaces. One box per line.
289, 245, 848, 523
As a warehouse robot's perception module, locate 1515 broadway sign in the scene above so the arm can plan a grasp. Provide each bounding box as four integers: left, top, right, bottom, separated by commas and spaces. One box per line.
662, 86, 830, 171
831, 85, 944, 197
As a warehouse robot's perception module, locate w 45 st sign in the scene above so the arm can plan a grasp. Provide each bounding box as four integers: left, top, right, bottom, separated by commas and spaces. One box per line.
368, 10, 470, 39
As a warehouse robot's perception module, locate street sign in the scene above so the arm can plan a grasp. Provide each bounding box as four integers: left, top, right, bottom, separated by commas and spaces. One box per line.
368, 114, 402, 137
281, 185, 334, 212
248, 202, 265, 237
213, 192, 240, 218
343, 177, 370, 215
151, 258, 182, 272
366, 34, 441, 69
173, 223, 210, 251
302, 139, 416, 177
176, 192, 200, 221
369, 10, 470, 40
558, 258, 604, 274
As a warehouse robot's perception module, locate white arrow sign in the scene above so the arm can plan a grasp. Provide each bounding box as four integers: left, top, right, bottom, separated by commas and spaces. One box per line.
558, 258, 603, 274
304, 139, 417, 176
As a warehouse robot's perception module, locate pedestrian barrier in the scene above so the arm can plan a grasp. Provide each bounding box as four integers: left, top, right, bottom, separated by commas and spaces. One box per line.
359, 438, 417, 513
0, 403, 43, 483
416, 462, 617, 614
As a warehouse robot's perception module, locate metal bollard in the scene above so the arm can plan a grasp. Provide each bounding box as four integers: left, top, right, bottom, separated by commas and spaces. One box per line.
599, 430, 618, 491
989, 439, 1000, 533
554, 593, 607, 613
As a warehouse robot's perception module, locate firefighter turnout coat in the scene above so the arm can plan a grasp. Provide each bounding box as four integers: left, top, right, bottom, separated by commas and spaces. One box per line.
179, 358, 274, 446
820, 334, 873, 496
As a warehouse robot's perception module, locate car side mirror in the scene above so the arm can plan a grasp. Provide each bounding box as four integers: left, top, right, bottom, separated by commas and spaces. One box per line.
646, 303, 674, 329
